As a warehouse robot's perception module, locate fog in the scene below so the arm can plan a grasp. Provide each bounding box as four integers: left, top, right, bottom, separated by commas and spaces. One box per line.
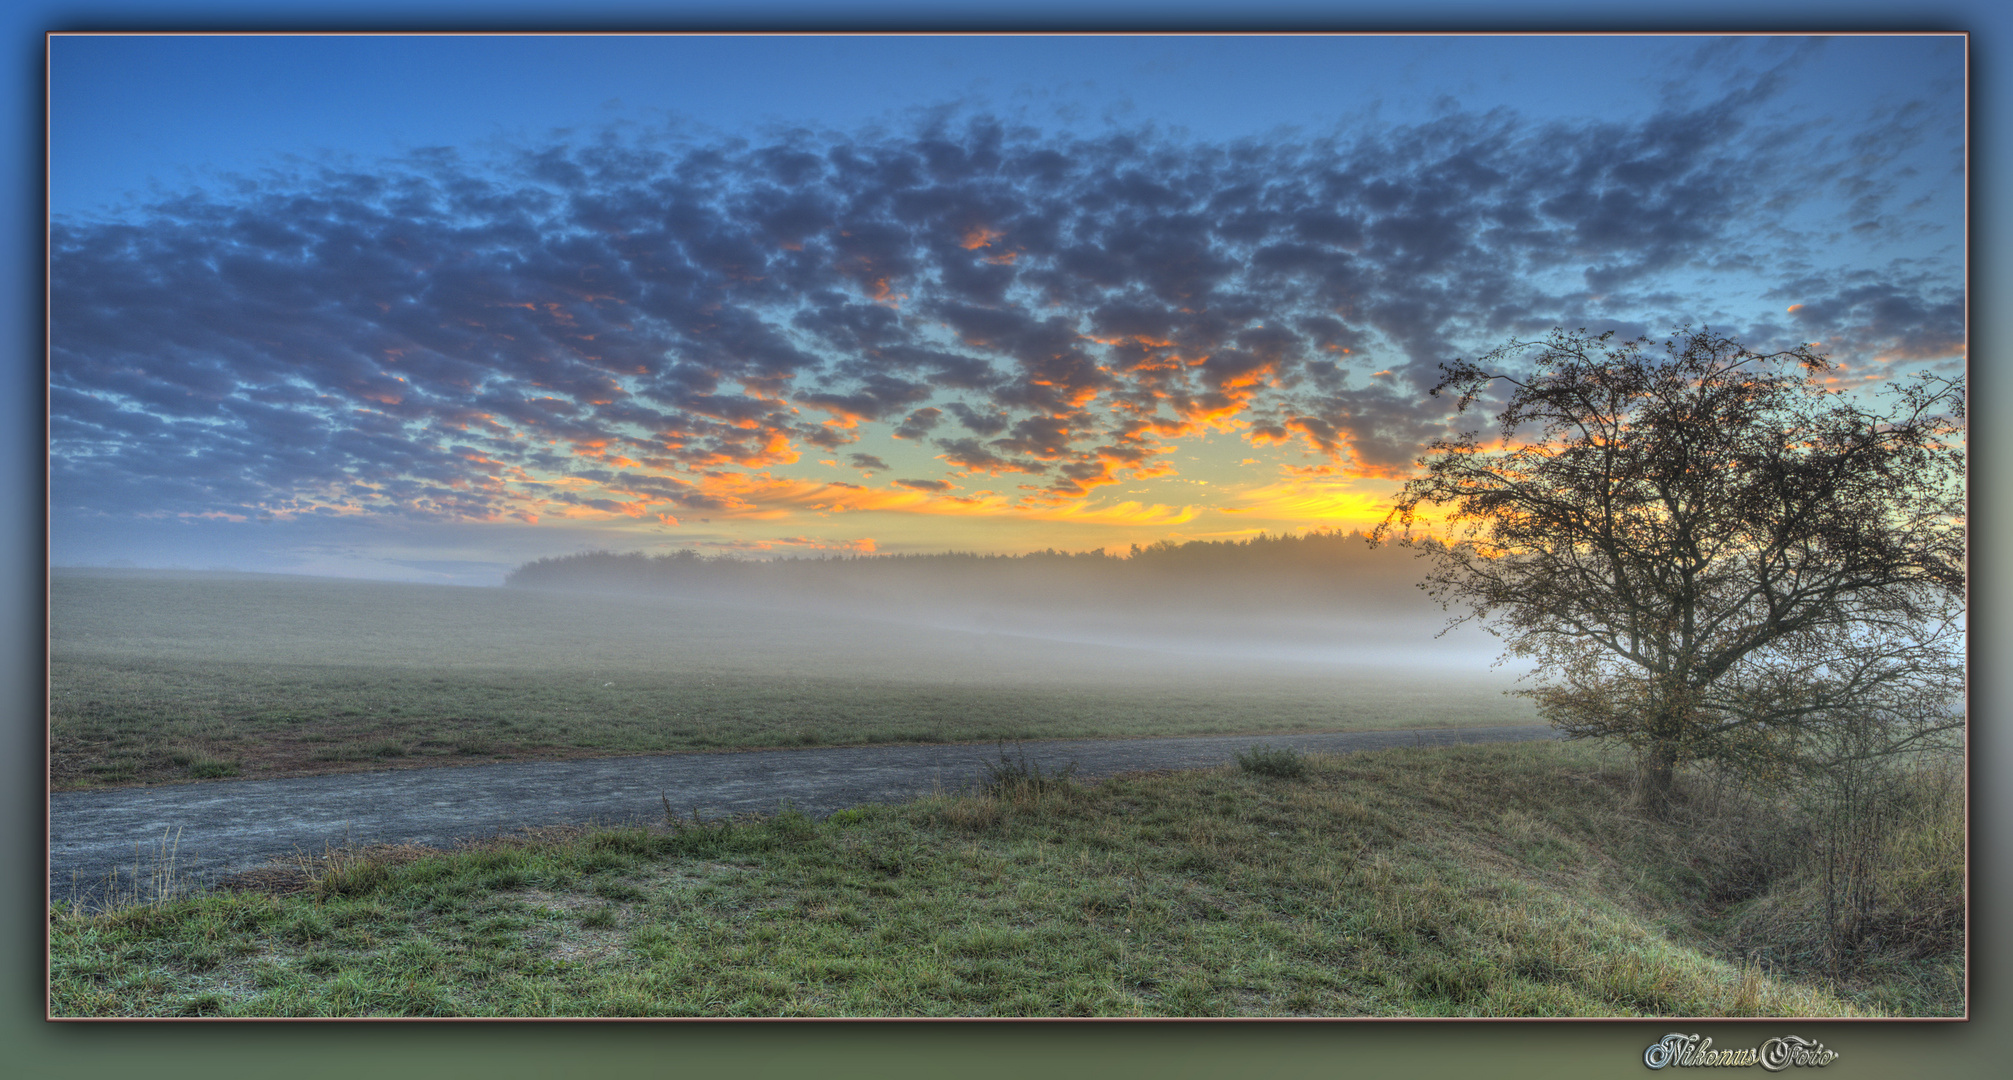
53, 544, 1542, 767
900, 609, 1507, 671
503, 532, 1522, 675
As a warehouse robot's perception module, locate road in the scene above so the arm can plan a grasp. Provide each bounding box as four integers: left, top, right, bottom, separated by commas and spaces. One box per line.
51, 724, 1558, 904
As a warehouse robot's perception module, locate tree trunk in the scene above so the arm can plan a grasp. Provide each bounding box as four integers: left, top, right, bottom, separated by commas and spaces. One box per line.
1639, 742, 1678, 816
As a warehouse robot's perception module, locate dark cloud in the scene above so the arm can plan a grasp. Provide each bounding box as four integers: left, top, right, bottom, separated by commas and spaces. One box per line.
891, 407, 943, 440
932, 436, 1045, 476
52, 70, 1961, 525
1770, 270, 1965, 364
944, 401, 1009, 436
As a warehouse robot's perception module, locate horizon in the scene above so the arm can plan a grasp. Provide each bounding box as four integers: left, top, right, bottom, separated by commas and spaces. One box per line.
50, 524, 1410, 588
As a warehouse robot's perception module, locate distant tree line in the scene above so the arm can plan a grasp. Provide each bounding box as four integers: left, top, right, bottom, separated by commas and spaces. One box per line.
504, 529, 1431, 613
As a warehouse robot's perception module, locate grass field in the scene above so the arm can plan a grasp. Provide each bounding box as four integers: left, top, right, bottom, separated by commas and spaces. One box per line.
50, 569, 1536, 790
48, 740, 1964, 1018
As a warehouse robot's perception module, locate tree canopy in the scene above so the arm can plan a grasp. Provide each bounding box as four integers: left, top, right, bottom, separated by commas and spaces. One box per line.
1380, 327, 1964, 809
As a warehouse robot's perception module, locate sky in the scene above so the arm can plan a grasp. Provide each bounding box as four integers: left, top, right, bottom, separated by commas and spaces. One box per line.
47, 33, 1967, 585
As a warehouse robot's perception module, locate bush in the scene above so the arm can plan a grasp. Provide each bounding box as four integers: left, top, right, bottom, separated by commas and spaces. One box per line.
1803, 754, 1964, 972
1235, 744, 1308, 779
1704, 748, 1964, 987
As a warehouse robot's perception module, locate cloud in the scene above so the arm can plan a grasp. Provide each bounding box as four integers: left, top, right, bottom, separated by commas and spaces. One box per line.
891, 407, 943, 440
944, 401, 1008, 435
52, 64, 1961, 532
1768, 269, 1965, 368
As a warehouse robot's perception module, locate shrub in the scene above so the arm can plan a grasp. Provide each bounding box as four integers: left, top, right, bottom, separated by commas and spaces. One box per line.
1700, 746, 1964, 988
1802, 753, 1964, 972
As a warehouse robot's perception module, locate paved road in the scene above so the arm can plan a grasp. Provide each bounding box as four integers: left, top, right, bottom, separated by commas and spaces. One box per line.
51, 724, 1557, 904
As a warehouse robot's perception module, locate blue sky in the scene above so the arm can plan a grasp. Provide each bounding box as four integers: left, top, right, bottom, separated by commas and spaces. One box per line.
52, 34, 1957, 221
48, 33, 1967, 583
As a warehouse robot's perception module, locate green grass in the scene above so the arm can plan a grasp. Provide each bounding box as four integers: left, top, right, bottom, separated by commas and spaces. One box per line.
186, 758, 242, 779
50, 570, 1536, 789
47, 740, 1962, 1018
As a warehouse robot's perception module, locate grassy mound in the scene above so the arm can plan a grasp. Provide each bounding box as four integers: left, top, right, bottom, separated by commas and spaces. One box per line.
50, 740, 1961, 1017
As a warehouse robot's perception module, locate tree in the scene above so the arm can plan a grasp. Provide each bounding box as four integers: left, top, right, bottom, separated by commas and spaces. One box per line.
1378, 327, 1964, 812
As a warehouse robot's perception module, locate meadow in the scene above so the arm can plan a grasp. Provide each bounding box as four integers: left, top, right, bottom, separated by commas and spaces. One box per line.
50, 568, 1536, 790
49, 740, 1965, 1018
48, 569, 1962, 1019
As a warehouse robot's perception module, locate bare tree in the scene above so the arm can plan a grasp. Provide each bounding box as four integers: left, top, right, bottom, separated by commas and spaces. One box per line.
1379, 327, 1964, 812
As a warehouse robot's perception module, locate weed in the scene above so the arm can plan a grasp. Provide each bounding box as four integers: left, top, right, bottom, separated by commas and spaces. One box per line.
977, 743, 1078, 800
587, 828, 659, 857
1236, 743, 1309, 779
67, 826, 195, 913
